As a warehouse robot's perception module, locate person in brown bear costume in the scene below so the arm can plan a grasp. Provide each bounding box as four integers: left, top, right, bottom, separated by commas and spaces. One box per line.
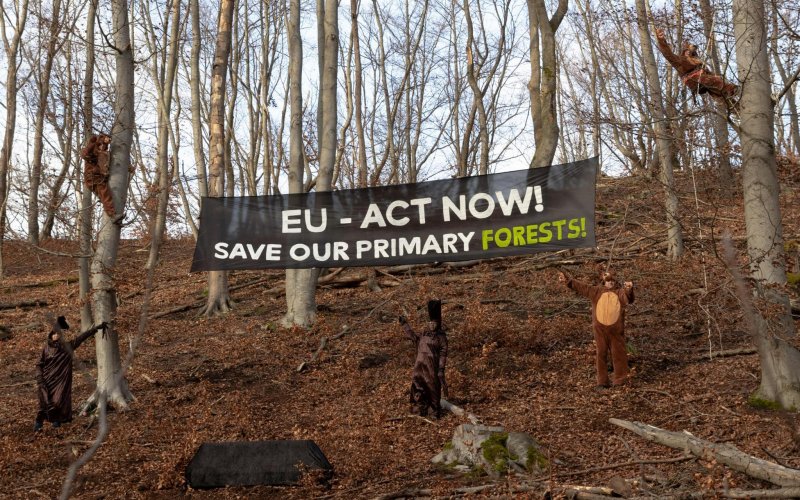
559, 270, 634, 388
654, 28, 738, 110
81, 133, 117, 219
399, 299, 448, 417
34, 316, 107, 432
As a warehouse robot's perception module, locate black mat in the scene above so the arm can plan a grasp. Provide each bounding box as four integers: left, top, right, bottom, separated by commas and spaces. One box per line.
185, 440, 333, 488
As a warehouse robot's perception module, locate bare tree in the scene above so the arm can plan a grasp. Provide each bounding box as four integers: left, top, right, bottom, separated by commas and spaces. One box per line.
0, 0, 30, 277
89, 0, 137, 407
143, 0, 184, 270
733, 0, 800, 408
634, 0, 683, 260
26, 0, 66, 244
201, 0, 235, 317
527, 0, 567, 168
699, 0, 734, 194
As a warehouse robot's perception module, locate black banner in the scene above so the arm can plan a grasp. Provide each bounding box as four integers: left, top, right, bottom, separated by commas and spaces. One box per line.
190, 157, 598, 271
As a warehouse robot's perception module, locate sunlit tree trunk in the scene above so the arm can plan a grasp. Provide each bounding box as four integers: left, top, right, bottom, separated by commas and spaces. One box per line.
201, 0, 235, 317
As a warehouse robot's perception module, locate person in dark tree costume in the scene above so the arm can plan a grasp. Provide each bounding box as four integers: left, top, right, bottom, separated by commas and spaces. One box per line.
399, 300, 448, 417
81, 133, 118, 220
654, 28, 738, 110
559, 270, 634, 388
35, 316, 107, 431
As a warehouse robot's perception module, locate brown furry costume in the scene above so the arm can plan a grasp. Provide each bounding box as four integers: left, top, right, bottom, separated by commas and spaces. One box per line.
655, 28, 738, 108
81, 134, 116, 218
560, 271, 634, 387
399, 300, 448, 417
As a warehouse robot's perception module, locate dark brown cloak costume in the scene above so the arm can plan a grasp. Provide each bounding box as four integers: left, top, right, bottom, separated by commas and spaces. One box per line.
35, 325, 98, 425
401, 318, 448, 417
566, 277, 634, 386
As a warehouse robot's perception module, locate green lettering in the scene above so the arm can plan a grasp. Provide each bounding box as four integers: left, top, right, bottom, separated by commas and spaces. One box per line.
539, 222, 552, 243
526, 224, 538, 244
482, 229, 494, 250
552, 219, 566, 239
495, 228, 511, 248
513, 225, 526, 246
568, 218, 581, 238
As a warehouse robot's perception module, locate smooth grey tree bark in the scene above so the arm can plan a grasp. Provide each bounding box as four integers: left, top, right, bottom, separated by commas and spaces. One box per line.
78, 0, 97, 331
527, 0, 567, 168
733, 0, 800, 409
0, 0, 30, 277
282, 0, 317, 328
144, 0, 182, 270
27, 0, 64, 245
634, 0, 683, 260
89, 0, 136, 408
699, 0, 734, 194
189, 0, 208, 199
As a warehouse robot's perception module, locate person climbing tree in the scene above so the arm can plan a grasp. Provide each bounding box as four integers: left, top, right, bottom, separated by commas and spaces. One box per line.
655, 28, 738, 110
559, 270, 634, 388
35, 316, 107, 432
81, 133, 119, 221
398, 299, 449, 418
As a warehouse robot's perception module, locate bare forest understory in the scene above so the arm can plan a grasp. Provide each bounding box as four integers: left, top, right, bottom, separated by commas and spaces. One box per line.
2, 164, 800, 499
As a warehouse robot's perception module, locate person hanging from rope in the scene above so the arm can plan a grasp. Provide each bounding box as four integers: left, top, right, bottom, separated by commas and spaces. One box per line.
655, 28, 738, 111
398, 299, 448, 418
558, 269, 634, 388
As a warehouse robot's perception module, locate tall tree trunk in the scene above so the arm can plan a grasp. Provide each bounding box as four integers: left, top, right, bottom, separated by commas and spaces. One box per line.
201, 0, 235, 317
189, 0, 208, 198
634, 0, 683, 260
27, 0, 63, 244
770, 5, 800, 157
282, 0, 317, 328
0, 0, 30, 277
527, 0, 567, 168
733, 0, 800, 409
145, 0, 182, 270
89, 0, 136, 408
79, 0, 97, 330
463, 0, 490, 174
351, 0, 368, 188
699, 0, 734, 194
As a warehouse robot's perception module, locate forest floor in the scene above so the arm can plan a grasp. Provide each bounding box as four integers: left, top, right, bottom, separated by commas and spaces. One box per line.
2, 162, 800, 499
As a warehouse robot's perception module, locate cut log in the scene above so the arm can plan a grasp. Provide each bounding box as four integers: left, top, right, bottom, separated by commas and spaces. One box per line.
610, 418, 800, 486
0, 300, 48, 311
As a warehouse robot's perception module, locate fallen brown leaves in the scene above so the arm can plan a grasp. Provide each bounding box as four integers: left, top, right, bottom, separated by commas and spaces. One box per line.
1, 170, 799, 498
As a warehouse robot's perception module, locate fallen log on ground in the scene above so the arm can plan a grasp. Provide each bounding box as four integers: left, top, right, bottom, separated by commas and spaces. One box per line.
610, 418, 800, 486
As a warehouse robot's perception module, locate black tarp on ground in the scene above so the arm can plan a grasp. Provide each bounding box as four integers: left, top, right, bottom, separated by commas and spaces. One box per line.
185, 440, 333, 488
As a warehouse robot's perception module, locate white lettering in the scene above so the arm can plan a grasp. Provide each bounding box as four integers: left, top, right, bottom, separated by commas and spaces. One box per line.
282, 209, 302, 233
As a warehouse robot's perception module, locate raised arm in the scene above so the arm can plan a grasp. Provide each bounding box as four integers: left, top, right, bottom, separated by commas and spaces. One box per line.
399, 316, 418, 342
622, 281, 635, 305
70, 322, 106, 350
654, 28, 683, 68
